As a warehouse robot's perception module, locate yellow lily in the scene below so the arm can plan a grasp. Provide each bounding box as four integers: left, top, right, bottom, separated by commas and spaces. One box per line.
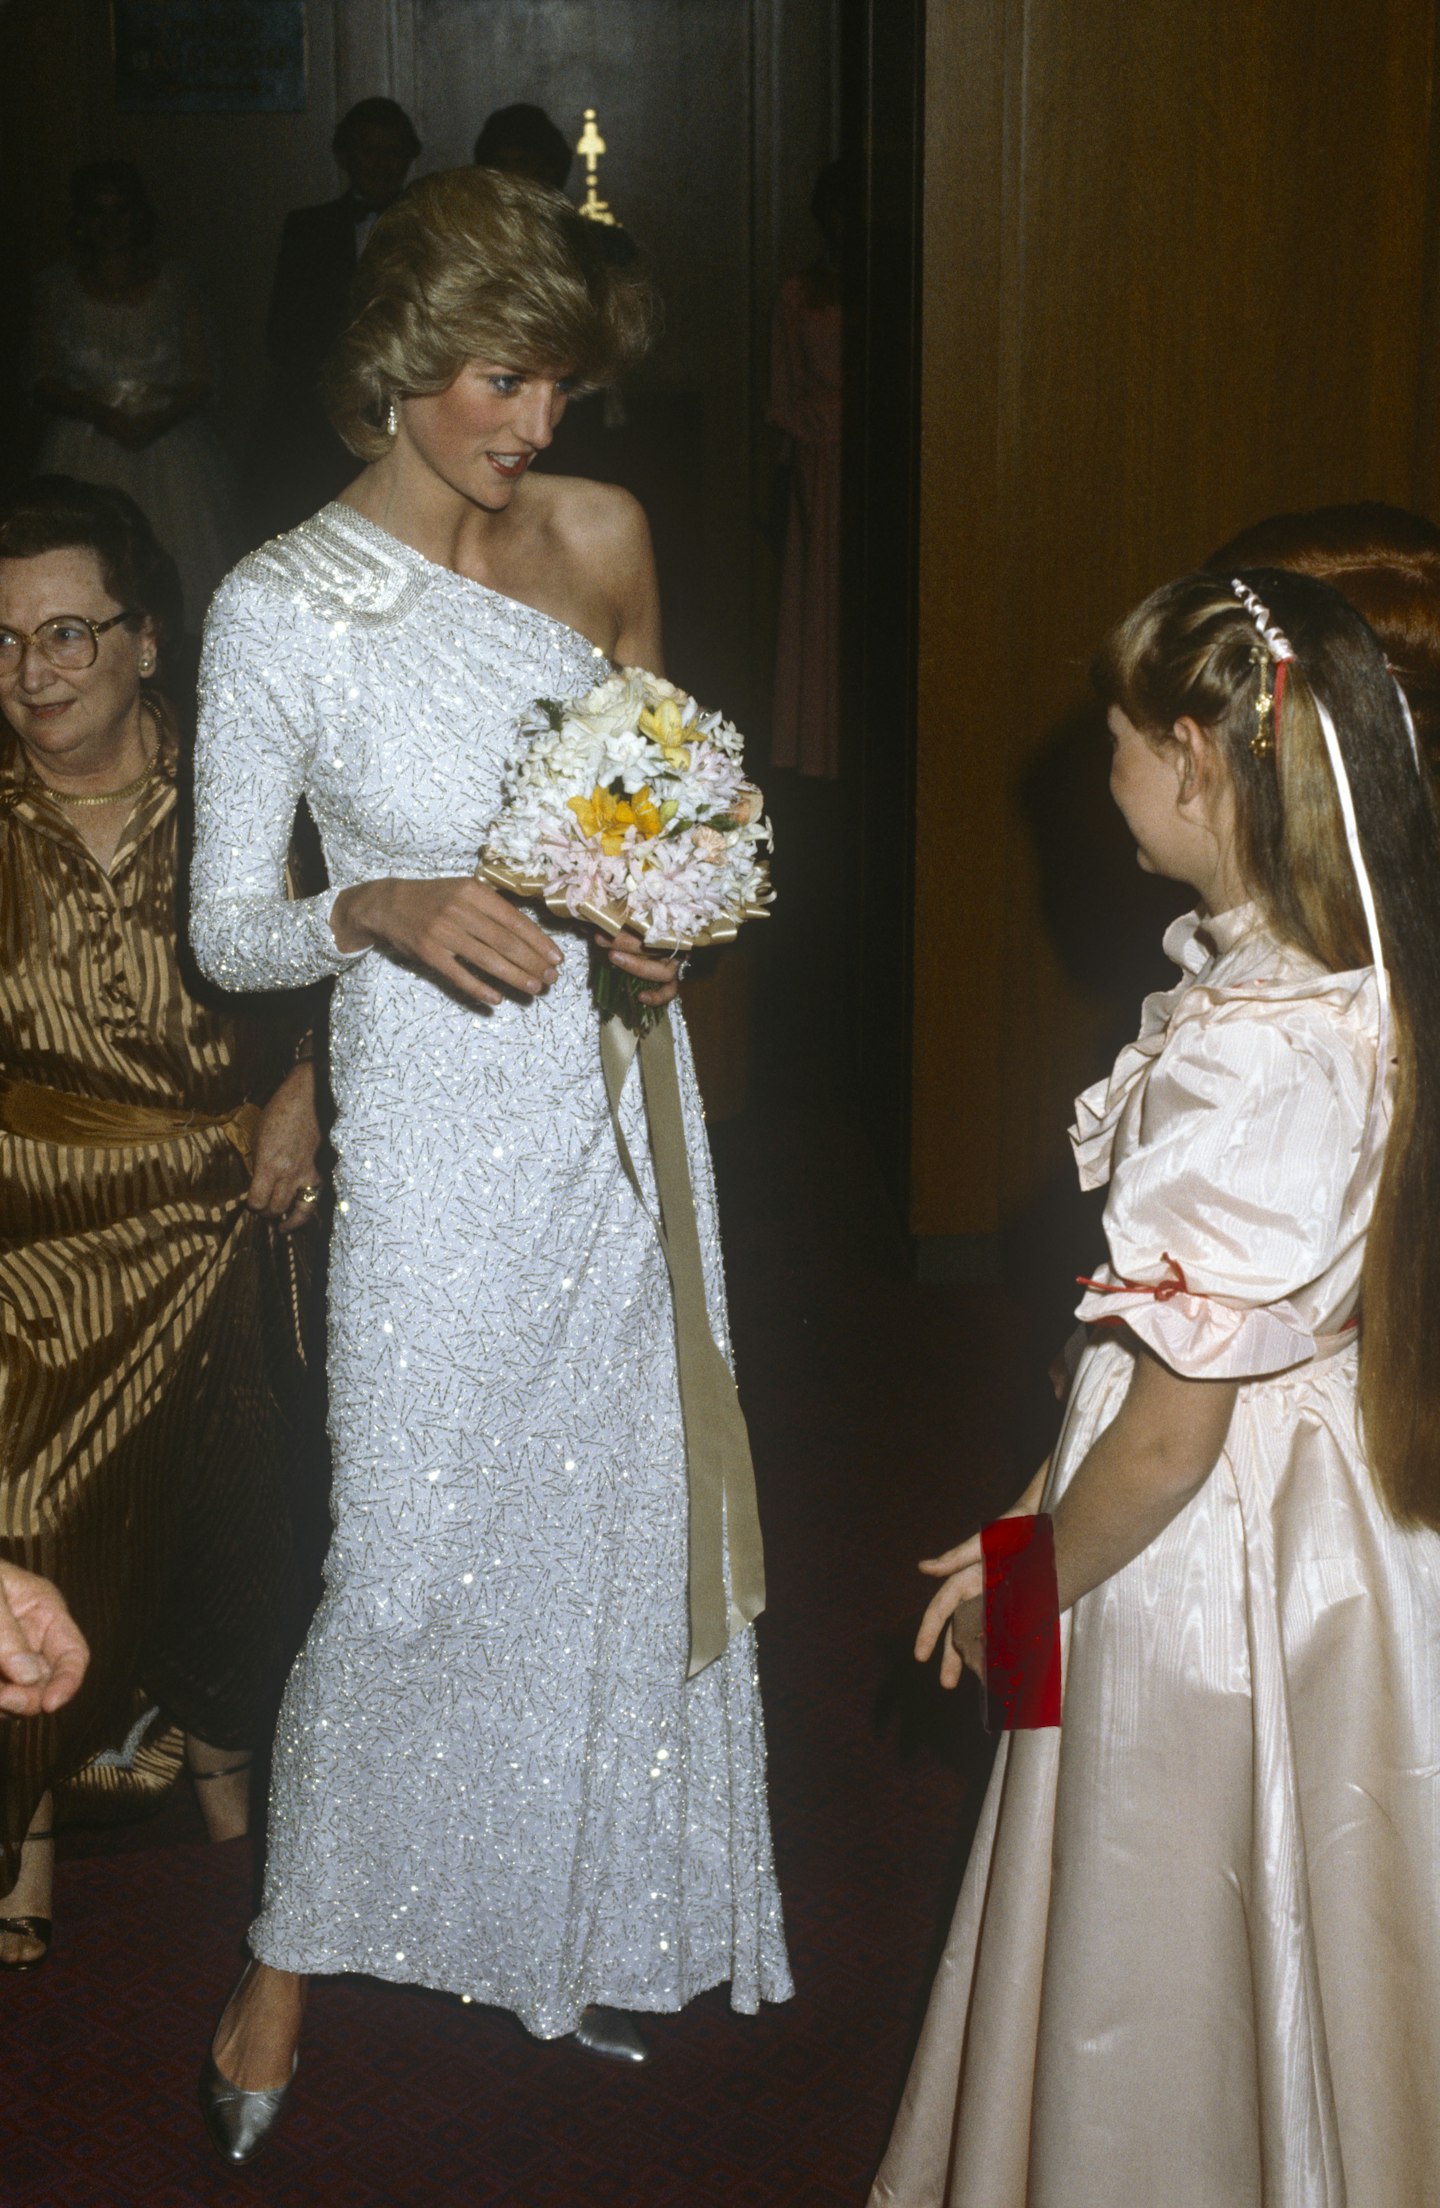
639, 697, 692, 769
568, 782, 664, 856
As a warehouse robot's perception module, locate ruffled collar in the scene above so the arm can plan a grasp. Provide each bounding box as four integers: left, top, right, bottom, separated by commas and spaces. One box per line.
1070, 901, 1378, 1192
1163, 900, 1262, 972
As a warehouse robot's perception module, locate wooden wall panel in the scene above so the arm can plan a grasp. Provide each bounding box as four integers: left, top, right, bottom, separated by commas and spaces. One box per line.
911, 0, 1440, 1244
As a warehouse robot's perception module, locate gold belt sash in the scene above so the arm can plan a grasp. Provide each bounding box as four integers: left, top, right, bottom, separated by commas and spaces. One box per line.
600, 1012, 766, 1679
0, 1076, 261, 1167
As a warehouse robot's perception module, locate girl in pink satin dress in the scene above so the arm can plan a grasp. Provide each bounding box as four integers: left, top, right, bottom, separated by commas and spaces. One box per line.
874, 568, 1440, 2208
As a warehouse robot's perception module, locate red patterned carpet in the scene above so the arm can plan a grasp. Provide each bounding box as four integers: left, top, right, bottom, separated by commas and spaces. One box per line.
2, 786, 1061, 2206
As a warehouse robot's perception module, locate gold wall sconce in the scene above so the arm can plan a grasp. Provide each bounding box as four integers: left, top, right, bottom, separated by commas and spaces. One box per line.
576, 108, 618, 226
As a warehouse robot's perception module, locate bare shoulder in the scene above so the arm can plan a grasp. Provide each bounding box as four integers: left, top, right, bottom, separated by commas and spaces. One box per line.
522, 473, 660, 663
536, 473, 652, 564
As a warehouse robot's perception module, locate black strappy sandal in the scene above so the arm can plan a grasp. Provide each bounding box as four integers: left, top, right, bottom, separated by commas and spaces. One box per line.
186, 1753, 255, 1844
0, 1827, 54, 1973
186, 1755, 254, 1788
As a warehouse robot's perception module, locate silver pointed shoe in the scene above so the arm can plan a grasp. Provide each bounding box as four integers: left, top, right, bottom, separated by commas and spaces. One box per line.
573, 2004, 649, 2064
198, 2049, 297, 2164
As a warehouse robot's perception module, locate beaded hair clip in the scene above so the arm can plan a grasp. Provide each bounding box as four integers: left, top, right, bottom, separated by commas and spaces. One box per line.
1250, 650, 1276, 759
1231, 580, 1294, 761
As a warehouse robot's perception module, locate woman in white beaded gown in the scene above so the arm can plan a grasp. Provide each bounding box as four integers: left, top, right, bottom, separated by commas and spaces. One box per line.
189, 168, 791, 2161
872, 569, 1440, 2207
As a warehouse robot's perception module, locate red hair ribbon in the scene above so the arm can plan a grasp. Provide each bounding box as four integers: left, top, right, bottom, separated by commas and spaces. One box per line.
981, 1513, 1061, 1731
1272, 657, 1288, 754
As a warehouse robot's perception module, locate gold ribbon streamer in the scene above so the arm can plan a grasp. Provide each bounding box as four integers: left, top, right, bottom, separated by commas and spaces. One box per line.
599, 1012, 766, 1677
0, 1077, 261, 1166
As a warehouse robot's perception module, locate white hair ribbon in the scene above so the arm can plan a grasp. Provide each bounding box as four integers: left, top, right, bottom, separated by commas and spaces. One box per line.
1229, 579, 1392, 1167
1392, 676, 1423, 772
1230, 578, 1295, 663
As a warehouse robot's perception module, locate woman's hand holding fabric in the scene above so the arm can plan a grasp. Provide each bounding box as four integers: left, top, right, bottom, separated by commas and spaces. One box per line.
248, 1060, 324, 1233
599, 928, 682, 1008
332, 876, 563, 1007
0, 1562, 89, 1718
916, 1459, 1050, 1690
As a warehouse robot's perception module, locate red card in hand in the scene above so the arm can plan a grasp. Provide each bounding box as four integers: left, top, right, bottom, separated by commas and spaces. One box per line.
981, 1513, 1061, 1731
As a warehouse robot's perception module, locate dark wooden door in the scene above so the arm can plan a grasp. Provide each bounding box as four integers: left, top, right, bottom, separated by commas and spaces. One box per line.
842, 0, 925, 1217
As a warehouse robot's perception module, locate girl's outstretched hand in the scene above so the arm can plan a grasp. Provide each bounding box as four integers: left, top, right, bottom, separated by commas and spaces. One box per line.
915, 1458, 1051, 1691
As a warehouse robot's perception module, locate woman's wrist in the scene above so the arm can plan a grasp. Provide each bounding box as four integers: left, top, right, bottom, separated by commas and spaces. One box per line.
331, 882, 385, 954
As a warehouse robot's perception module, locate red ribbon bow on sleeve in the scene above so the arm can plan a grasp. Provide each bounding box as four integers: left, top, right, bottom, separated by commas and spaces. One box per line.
1076, 1252, 1189, 1328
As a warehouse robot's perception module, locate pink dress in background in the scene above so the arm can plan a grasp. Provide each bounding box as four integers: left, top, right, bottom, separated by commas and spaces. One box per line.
872, 905, 1440, 2208
769, 272, 841, 779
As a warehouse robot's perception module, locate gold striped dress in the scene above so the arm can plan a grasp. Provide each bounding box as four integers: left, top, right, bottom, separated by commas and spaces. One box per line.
0, 707, 305, 1895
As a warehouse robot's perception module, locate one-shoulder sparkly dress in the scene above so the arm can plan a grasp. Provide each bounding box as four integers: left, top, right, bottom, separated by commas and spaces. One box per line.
190, 504, 791, 2034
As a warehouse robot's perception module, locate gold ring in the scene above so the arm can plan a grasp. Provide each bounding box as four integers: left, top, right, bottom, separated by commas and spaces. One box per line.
298, 1185, 322, 1204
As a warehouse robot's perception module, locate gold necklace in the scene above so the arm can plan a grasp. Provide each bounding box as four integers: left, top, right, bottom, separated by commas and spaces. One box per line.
31, 702, 162, 809
40, 756, 158, 808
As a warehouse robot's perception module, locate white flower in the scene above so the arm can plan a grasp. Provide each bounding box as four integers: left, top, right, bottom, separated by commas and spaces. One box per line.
479, 665, 771, 957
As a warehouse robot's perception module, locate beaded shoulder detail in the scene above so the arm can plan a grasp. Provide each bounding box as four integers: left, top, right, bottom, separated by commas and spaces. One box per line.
236, 507, 432, 629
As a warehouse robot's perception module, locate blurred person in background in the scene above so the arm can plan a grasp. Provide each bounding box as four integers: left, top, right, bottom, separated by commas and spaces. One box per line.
257, 98, 421, 535
31, 160, 235, 650
768, 159, 844, 780
472, 103, 573, 193
0, 477, 323, 1970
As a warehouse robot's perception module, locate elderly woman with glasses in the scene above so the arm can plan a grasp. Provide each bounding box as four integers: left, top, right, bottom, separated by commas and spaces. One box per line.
0, 474, 322, 1970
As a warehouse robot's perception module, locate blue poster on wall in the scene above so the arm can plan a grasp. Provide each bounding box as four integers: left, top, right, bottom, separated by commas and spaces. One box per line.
112, 1, 307, 114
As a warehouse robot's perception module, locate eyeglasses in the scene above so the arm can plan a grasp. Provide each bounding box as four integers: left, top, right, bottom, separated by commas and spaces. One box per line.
0, 610, 138, 674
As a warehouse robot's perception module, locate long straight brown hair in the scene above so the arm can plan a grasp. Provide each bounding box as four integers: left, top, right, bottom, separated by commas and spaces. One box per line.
1095, 567, 1440, 1531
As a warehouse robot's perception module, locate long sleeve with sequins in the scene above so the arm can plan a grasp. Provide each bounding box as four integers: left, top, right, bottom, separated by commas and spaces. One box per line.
191, 568, 368, 991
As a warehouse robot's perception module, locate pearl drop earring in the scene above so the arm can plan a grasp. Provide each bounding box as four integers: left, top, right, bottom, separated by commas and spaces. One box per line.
385, 398, 399, 437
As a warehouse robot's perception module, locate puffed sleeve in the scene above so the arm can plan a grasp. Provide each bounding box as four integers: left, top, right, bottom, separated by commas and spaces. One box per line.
190, 568, 370, 992
1074, 1012, 1366, 1378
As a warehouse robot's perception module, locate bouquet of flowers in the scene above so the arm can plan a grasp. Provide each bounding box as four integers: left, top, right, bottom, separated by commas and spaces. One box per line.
478, 666, 773, 1030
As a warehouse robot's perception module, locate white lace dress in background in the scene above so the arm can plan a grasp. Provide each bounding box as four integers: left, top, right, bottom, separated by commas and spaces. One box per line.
190, 503, 792, 2034
31, 259, 234, 630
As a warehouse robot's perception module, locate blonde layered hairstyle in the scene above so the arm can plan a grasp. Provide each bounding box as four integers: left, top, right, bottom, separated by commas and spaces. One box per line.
325, 166, 658, 460
1094, 568, 1440, 1532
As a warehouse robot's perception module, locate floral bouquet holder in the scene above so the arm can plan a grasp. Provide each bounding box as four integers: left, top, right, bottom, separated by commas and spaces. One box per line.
478, 668, 773, 1678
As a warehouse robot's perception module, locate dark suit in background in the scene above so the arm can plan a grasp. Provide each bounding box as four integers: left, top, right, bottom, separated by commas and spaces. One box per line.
253, 195, 366, 536
249, 99, 419, 541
